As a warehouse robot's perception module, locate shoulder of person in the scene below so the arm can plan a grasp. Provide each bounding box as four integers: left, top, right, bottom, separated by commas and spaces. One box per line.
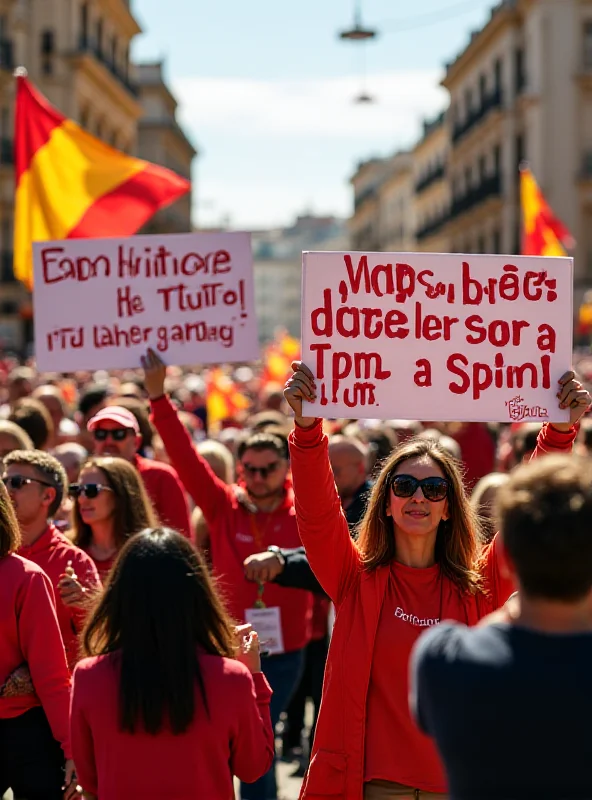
5, 552, 47, 579
201, 653, 253, 686
73, 653, 117, 682
135, 455, 180, 480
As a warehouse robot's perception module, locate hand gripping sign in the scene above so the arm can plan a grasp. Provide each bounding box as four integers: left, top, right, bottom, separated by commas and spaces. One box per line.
301, 251, 573, 424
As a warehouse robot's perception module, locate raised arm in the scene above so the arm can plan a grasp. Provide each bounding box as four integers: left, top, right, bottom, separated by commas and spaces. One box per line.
531, 371, 589, 459
142, 349, 233, 523
285, 362, 361, 605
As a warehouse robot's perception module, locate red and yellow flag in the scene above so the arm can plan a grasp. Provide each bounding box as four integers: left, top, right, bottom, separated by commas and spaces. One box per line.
206, 368, 250, 431
14, 74, 190, 288
520, 165, 574, 256
261, 331, 300, 386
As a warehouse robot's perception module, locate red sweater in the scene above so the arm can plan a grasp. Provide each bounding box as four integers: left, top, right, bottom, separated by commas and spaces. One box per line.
0, 554, 71, 758
150, 395, 312, 653
290, 421, 575, 799
133, 454, 192, 540
71, 651, 274, 799
18, 525, 101, 670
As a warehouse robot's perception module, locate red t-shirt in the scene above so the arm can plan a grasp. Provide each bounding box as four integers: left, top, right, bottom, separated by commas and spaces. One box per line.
82, 550, 116, 585
133, 455, 192, 540
0, 554, 71, 758
364, 555, 506, 790
18, 525, 101, 669
150, 396, 312, 653
71, 651, 274, 799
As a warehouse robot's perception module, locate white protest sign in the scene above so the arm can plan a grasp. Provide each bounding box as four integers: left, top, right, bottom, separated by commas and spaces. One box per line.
301, 251, 573, 423
33, 232, 258, 372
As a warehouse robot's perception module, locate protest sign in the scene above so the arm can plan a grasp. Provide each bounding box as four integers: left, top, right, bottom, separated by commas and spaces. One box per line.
33, 232, 258, 372
301, 251, 573, 423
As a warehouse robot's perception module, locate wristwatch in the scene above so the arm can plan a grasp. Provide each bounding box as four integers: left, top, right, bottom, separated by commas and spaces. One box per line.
267, 545, 286, 567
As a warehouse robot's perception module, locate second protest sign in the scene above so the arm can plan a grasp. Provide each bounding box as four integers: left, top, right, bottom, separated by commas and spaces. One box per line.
301, 251, 573, 423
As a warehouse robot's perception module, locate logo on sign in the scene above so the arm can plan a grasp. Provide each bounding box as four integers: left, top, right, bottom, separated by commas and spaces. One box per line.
505, 395, 549, 422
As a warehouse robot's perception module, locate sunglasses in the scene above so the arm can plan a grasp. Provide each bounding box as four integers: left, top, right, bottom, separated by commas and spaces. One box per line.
391, 474, 449, 502
92, 428, 134, 442
69, 483, 113, 499
241, 462, 281, 479
2, 475, 55, 491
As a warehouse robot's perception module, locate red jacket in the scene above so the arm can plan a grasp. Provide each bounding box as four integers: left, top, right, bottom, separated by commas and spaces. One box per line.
133, 454, 192, 540
70, 651, 274, 799
289, 421, 575, 799
18, 525, 101, 669
0, 554, 71, 758
150, 395, 312, 653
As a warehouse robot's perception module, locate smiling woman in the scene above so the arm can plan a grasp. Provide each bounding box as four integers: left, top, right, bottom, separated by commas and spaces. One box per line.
283, 360, 591, 800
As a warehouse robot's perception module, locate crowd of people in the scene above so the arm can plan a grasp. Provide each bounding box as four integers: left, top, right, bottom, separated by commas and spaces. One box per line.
0, 347, 591, 799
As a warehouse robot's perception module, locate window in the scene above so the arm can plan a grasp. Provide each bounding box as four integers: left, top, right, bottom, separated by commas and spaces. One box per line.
464, 87, 473, 117
494, 144, 502, 175
584, 22, 592, 68
41, 30, 54, 75
492, 229, 502, 254
96, 19, 103, 55
479, 74, 487, 106
479, 154, 487, 181
477, 235, 486, 253
464, 166, 472, 192
516, 134, 525, 170
110, 35, 117, 67
80, 3, 88, 47
494, 58, 503, 92
515, 47, 526, 94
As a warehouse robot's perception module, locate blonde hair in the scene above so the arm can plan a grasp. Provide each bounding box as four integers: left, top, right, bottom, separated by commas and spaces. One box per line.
356, 438, 481, 593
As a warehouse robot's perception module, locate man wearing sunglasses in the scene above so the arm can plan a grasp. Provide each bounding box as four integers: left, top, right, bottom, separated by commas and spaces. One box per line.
142, 348, 312, 800
3, 450, 101, 669
87, 405, 192, 540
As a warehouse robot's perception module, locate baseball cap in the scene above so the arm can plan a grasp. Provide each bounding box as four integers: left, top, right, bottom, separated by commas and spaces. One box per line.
87, 405, 140, 435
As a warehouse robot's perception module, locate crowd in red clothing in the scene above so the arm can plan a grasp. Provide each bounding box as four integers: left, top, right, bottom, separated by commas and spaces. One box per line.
0, 350, 590, 799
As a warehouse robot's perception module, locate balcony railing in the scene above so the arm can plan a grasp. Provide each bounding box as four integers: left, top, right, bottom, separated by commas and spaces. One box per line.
0, 251, 15, 283
416, 210, 450, 241
450, 174, 502, 219
76, 37, 139, 97
452, 87, 503, 144
415, 164, 445, 194
0, 39, 14, 71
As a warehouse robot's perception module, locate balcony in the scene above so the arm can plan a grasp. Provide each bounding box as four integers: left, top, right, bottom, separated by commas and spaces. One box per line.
75, 37, 139, 97
452, 87, 503, 145
450, 174, 502, 219
0, 250, 15, 283
416, 210, 450, 242
415, 164, 445, 194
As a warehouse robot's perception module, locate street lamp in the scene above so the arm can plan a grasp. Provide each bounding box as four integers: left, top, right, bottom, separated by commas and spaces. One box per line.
338, 0, 377, 41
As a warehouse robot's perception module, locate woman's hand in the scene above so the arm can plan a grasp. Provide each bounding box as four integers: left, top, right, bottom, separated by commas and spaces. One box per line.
57, 562, 86, 608
284, 361, 317, 428
140, 348, 167, 400
244, 551, 285, 583
62, 759, 78, 799
552, 371, 591, 431
234, 623, 262, 674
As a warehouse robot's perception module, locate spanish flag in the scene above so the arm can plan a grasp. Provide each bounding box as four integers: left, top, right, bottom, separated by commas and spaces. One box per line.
206, 368, 250, 432
14, 73, 190, 288
520, 165, 574, 256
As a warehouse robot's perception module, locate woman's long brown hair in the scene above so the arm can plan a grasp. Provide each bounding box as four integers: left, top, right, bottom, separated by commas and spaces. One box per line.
72, 456, 158, 551
356, 438, 481, 593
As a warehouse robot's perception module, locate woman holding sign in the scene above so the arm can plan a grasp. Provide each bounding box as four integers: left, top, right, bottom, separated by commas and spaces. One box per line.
284, 362, 589, 800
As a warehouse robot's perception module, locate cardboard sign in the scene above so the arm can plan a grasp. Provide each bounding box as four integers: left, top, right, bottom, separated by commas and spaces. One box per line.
33, 232, 258, 371
301, 251, 573, 423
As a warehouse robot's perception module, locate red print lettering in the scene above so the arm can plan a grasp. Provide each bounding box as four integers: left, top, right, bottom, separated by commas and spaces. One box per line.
414, 303, 459, 341
462, 262, 558, 305
117, 286, 145, 318
464, 316, 530, 347
447, 353, 551, 400
41, 247, 111, 284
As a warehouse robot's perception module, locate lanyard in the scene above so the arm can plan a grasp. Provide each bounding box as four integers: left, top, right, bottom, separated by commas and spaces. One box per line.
249, 513, 273, 609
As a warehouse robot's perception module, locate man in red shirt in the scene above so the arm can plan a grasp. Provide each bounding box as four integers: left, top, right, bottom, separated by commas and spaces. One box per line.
141, 349, 312, 800
86, 405, 192, 539
3, 450, 101, 668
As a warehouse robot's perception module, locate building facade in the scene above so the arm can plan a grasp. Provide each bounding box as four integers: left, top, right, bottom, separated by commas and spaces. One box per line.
0, 0, 195, 353
137, 61, 197, 235
349, 0, 592, 305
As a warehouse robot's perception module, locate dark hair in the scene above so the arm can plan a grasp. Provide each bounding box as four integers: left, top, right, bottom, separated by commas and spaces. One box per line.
497, 455, 592, 601
237, 431, 289, 462
78, 384, 109, 418
3, 450, 68, 516
511, 423, 540, 464
356, 437, 481, 593
72, 457, 157, 551
0, 479, 21, 557
9, 398, 53, 450
83, 527, 236, 735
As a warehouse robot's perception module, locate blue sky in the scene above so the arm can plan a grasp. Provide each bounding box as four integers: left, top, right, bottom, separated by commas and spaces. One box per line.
132, 1, 497, 229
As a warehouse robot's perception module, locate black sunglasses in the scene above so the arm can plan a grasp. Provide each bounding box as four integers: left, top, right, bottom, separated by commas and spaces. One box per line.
69, 483, 113, 499
2, 475, 55, 491
391, 474, 449, 502
242, 462, 280, 479
92, 428, 133, 442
